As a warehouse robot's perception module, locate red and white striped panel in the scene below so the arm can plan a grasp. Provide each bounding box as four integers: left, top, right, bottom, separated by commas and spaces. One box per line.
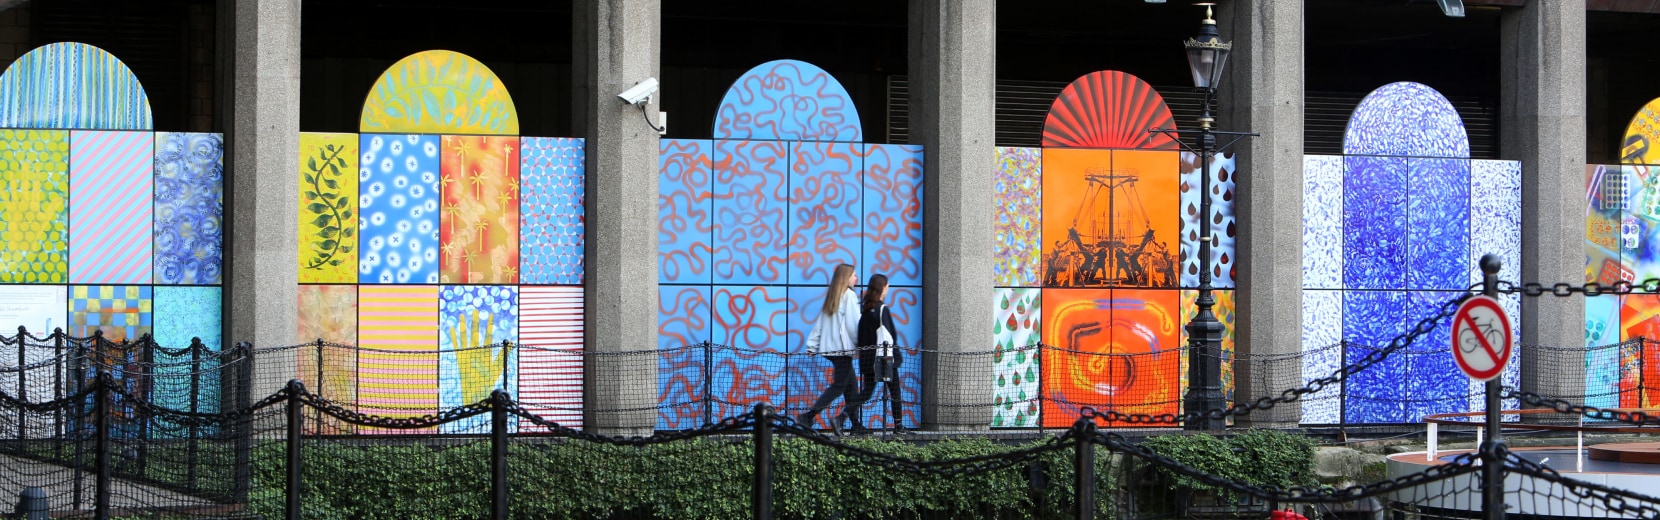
519, 286, 584, 430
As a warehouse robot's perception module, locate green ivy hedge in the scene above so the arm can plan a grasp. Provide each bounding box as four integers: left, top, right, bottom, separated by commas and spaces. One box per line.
245, 430, 1315, 520
248, 437, 1115, 520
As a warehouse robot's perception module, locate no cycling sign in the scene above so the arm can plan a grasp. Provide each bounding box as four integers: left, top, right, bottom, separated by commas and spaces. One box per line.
1451, 295, 1513, 382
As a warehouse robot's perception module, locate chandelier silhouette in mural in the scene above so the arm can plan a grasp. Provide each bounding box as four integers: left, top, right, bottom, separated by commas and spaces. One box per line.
1044, 164, 1174, 288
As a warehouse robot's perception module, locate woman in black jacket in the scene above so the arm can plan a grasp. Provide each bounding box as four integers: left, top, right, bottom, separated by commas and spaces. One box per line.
847, 273, 907, 434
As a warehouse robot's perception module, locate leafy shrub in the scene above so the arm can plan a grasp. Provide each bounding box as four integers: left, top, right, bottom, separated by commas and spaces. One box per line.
248, 436, 1118, 520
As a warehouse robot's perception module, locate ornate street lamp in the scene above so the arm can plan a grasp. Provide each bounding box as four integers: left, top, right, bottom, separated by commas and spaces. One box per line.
1152, 3, 1255, 431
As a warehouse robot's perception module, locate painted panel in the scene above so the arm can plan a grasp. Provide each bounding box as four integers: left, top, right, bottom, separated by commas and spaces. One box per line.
520, 137, 584, 285
438, 285, 517, 433
713, 59, 862, 142
439, 135, 520, 284
1585, 165, 1629, 286
150, 286, 221, 422
296, 284, 358, 433
994, 147, 1042, 287
1623, 294, 1660, 408
1342, 82, 1469, 158
70, 131, 152, 284
1042, 148, 1109, 287
1626, 97, 1660, 165
715, 285, 789, 422
1303, 155, 1344, 290
0, 130, 67, 283
1405, 291, 1463, 422
712, 140, 788, 285
787, 141, 861, 285
519, 286, 584, 430
1469, 160, 1522, 287
992, 288, 1041, 427
1041, 71, 1178, 150
658, 285, 710, 430
1342, 155, 1407, 290
1041, 288, 1112, 427
880, 286, 923, 430
659, 139, 713, 285
0, 42, 152, 130
1180, 289, 1235, 407
154, 132, 224, 285
1585, 294, 1622, 409
69, 285, 151, 342
1627, 164, 1660, 284
0, 285, 66, 405
1342, 290, 1407, 423
69, 285, 151, 438
297, 133, 359, 283
360, 50, 518, 135
1180, 151, 1237, 289
1300, 289, 1344, 424
861, 143, 923, 286
1042, 149, 1178, 288
1406, 158, 1470, 290
359, 134, 440, 284
357, 285, 438, 432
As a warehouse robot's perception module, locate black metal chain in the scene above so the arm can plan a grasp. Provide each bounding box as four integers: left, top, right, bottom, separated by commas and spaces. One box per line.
508, 401, 757, 446
1496, 278, 1660, 297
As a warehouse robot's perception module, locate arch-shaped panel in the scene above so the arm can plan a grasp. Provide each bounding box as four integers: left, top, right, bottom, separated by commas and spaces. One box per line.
1042, 71, 1177, 150
1625, 96, 1660, 165
714, 59, 862, 141
360, 50, 519, 135
0, 42, 152, 130
1343, 82, 1469, 158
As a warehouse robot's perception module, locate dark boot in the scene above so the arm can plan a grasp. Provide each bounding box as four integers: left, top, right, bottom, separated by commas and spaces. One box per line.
842, 410, 870, 435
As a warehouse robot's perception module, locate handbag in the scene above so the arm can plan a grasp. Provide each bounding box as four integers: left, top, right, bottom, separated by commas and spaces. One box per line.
874, 305, 897, 382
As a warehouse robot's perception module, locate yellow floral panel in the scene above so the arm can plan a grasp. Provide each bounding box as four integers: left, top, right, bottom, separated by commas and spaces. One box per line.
1626, 96, 1660, 165
0, 129, 68, 283
359, 50, 519, 135
1179, 289, 1236, 409
439, 135, 520, 284
297, 133, 359, 283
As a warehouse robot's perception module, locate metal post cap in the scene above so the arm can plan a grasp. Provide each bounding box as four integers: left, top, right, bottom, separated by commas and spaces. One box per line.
1479, 254, 1502, 275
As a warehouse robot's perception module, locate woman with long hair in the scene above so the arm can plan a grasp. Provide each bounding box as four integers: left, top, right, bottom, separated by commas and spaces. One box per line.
797, 263, 861, 435
848, 273, 905, 434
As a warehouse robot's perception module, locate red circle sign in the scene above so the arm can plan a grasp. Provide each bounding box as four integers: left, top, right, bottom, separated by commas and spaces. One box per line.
1450, 295, 1513, 381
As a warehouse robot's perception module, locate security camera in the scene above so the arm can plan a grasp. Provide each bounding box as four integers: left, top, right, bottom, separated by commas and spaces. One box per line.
618, 77, 659, 105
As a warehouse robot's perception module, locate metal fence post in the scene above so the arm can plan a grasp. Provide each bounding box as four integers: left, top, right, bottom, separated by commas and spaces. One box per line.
492, 390, 509, 520
231, 342, 254, 504
286, 379, 304, 520
1074, 419, 1095, 520
704, 341, 714, 427
71, 330, 88, 511
753, 403, 773, 520
1479, 254, 1505, 520
187, 337, 203, 490
94, 369, 110, 520
53, 328, 64, 457
314, 339, 325, 431
17, 326, 26, 441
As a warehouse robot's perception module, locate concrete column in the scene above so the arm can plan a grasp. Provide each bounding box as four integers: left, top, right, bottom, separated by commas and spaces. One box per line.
574, 0, 660, 435
1501, 2, 1586, 400
909, 0, 996, 431
225, 0, 300, 398
1216, 0, 1304, 427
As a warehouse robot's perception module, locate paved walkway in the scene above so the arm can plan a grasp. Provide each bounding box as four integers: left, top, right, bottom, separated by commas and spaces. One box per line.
0, 452, 212, 514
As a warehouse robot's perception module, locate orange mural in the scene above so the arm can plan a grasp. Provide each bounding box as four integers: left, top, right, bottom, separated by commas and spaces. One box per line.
1621, 294, 1660, 407
1041, 288, 1182, 427
439, 135, 520, 284
1041, 148, 1179, 288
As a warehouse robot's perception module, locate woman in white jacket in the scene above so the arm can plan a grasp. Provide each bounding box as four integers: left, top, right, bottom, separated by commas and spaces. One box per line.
796, 263, 860, 435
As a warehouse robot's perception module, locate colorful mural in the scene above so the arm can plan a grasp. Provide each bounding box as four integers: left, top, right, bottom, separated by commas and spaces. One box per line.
992, 288, 1041, 427
298, 133, 359, 284
995, 147, 1042, 287
360, 50, 519, 136
1302, 82, 1522, 424
1580, 98, 1660, 407
292, 50, 589, 428
657, 60, 924, 430
0, 44, 224, 378
1623, 97, 1660, 165
0, 43, 152, 130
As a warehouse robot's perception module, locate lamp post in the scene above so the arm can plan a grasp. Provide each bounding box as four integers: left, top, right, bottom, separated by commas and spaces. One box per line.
1151, 4, 1256, 431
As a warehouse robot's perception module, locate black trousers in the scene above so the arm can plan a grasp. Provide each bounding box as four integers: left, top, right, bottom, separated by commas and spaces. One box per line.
847, 349, 904, 426
801, 355, 857, 423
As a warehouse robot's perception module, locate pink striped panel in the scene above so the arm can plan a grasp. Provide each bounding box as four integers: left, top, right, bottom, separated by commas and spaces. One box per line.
69, 131, 153, 284
519, 286, 584, 430
357, 285, 438, 433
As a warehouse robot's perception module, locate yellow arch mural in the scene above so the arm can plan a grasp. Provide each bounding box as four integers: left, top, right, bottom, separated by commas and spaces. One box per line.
360, 50, 519, 135
1627, 97, 1660, 165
